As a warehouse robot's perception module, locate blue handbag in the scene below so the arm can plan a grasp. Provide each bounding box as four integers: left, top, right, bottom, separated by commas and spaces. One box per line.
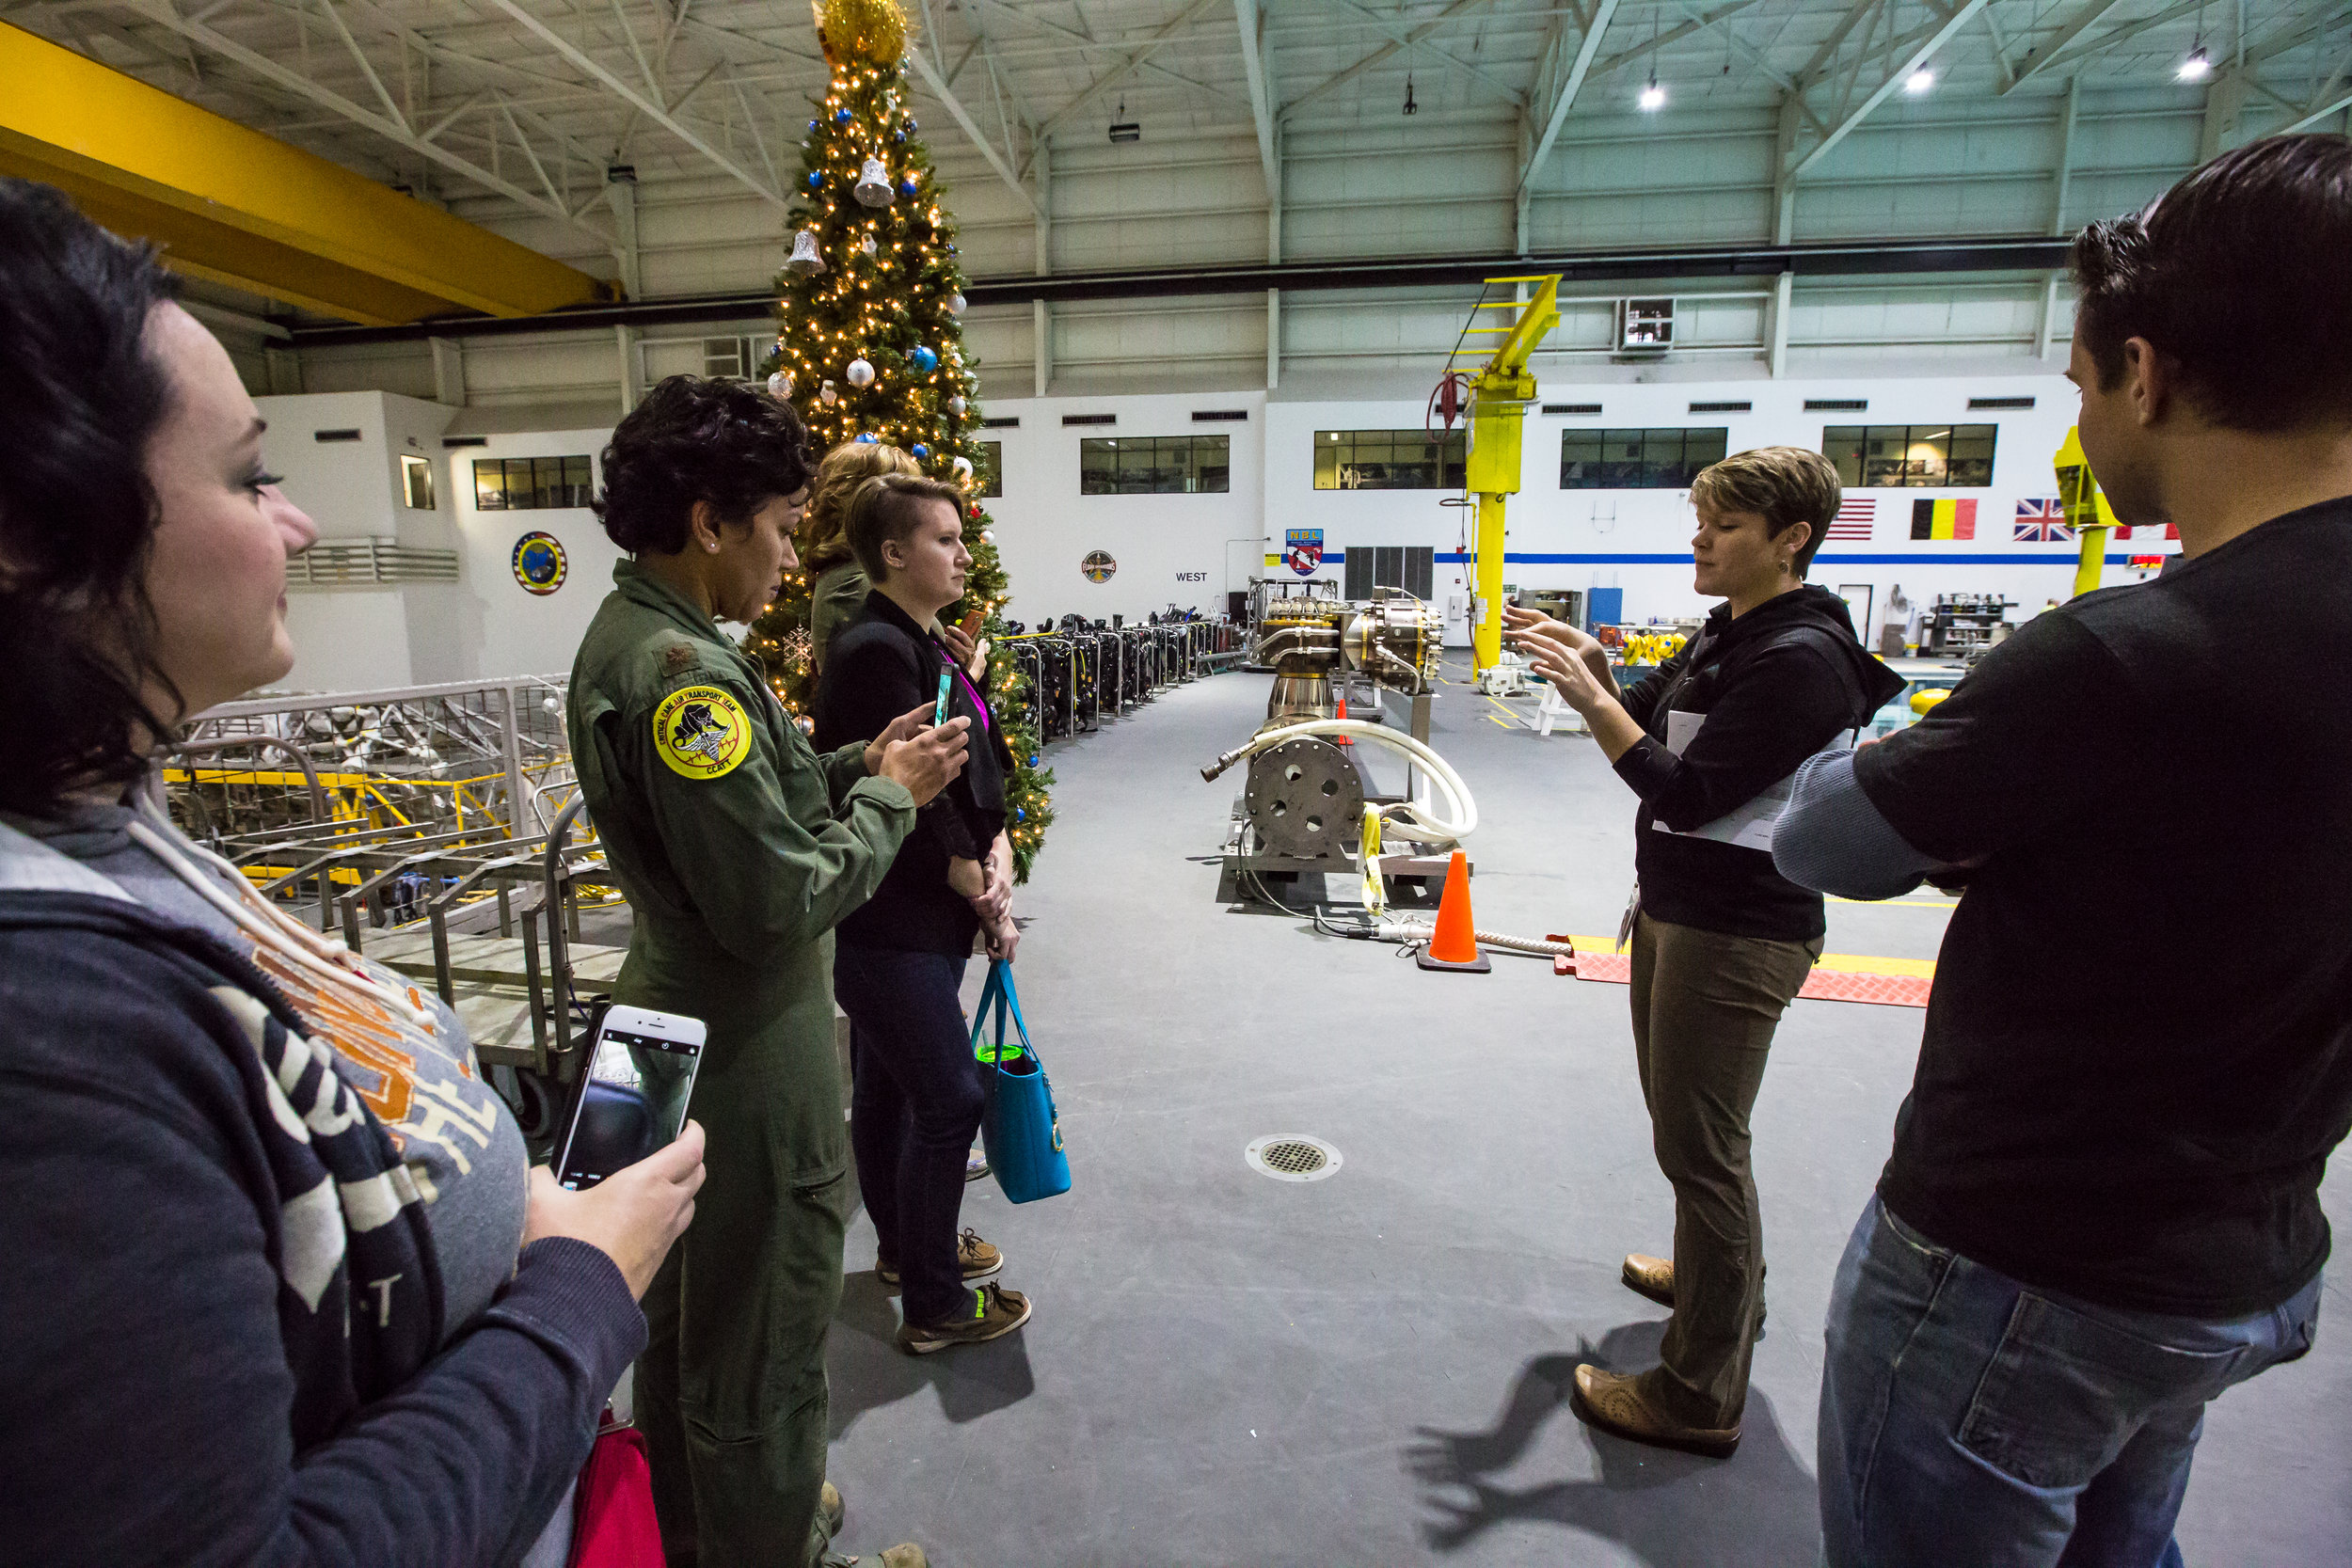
970, 959, 1071, 1204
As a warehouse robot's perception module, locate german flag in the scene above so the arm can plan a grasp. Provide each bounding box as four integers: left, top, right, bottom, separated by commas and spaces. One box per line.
1910, 499, 1977, 540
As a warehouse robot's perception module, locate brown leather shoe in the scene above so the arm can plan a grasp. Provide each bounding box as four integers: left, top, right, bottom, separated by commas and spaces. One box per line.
875, 1228, 1003, 1289
1621, 1252, 1675, 1307
1620, 1252, 1767, 1332
1569, 1364, 1740, 1458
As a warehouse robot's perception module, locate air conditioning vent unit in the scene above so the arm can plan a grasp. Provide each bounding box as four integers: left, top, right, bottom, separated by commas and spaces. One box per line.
1060, 413, 1116, 426
1617, 298, 1675, 352
1543, 403, 1603, 415
981, 416, 1020, 429
1805, 399, 1867, 412
1969, 396, 2036, 410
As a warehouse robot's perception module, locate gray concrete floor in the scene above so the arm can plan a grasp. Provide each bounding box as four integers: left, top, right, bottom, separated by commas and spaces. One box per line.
818, 664, 2352, 1568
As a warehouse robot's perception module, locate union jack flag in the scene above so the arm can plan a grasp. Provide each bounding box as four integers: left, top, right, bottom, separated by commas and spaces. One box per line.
1826, 498, 1875, 541
2014, 497, 2074, 543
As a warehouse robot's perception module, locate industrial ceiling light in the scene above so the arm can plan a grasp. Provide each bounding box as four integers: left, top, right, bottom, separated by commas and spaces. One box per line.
1403, 72, 1418, 115
1640, 73, 1665, 110
1904, 67, 1935, 94
1108, 98, 1139, 143
2177, 44, 2212, 80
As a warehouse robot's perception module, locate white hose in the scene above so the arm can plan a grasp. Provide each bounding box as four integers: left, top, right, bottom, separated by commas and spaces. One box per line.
1204, 718, 1478, 842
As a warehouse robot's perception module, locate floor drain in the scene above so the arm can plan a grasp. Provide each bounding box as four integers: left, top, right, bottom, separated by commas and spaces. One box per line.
1247, 1134, 1342, 1182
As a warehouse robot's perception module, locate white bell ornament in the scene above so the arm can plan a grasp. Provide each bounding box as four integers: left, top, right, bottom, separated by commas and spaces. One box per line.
845, 357, 876, 388
858, 234, 878, 258
853, 156, 893, 207
818, 379, 838, 405
786, 229, 826, 276
950, 455, 975, 483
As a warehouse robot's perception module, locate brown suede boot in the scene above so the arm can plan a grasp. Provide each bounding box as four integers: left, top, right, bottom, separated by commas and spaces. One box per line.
1569, 1364, 1741, 1458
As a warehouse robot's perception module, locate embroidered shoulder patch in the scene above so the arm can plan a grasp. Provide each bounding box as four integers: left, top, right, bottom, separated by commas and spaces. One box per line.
653, 685, 754, 780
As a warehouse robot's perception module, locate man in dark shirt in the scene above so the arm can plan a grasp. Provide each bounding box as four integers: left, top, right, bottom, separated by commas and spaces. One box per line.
1774, 133, 2352, 1568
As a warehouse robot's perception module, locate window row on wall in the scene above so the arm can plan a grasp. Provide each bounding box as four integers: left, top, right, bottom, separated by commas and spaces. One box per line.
1298, 425, 2004, 493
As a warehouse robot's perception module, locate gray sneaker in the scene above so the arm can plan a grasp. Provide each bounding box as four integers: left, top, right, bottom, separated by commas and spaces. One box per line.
896, 1281, 1031, 1355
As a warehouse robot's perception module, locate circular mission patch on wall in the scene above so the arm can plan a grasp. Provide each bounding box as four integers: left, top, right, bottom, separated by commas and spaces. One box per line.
512, 531, 567, 594
1081, 550, 1117, 583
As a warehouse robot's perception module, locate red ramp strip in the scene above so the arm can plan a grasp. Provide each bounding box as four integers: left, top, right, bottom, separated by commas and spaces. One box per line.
1565, 951, 1931, 1008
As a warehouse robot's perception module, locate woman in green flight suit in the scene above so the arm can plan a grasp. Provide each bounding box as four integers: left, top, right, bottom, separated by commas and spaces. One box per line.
568, 377, 968, 1568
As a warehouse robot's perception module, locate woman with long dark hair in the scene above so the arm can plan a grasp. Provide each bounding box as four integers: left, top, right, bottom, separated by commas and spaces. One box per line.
0, 178, 705, 1566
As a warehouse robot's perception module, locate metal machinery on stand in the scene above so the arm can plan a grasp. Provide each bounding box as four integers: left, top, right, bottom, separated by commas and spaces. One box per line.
165, 675, 612, 1144
1201, 588, 1467, 908
1001, 612, 1241, 743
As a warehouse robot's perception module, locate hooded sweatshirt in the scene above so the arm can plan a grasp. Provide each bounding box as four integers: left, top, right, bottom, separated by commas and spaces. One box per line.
1612, 584, 1906, 942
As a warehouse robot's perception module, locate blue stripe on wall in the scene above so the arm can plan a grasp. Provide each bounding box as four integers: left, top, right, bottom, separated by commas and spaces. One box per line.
1429, 551, 2150, 566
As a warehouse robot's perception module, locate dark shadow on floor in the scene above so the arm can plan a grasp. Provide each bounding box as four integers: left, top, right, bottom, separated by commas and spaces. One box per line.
828, 1159, 1036, 1437
1407, 1321, 1820, 1567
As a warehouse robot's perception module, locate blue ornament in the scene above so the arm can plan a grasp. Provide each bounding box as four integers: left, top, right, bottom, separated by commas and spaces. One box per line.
911, 443, 931, 459
808, 119, 820, 133
833, 106, 852, 125
1026, 754, 1039, 767
806, 171, 822, 190
898, 177, 918, 198
1015, 806, 1026, 821
908, 118, 918, 133
854, 432, 879, 444
893, 129, 907, 146
909, 345, 939, 372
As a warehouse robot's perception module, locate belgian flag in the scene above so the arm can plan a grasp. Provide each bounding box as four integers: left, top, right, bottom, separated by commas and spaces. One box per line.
1911, 499, 1977, 540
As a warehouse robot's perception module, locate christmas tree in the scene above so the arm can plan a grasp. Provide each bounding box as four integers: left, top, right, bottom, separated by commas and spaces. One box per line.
745, 0, 1054, 878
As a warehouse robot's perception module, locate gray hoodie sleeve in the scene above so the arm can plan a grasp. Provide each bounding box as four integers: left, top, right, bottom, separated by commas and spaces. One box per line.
1772, 750, 1940, 900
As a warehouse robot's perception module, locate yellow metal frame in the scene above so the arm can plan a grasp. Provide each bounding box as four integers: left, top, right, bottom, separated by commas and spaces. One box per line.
0, 22, 613, 324
2054, 425, 2121, 598
1447, 276, 1562, 670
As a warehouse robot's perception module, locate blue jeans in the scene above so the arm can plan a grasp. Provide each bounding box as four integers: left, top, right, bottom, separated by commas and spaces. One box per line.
1820, 1196, 2321, 1568
834, 944, 979, 1328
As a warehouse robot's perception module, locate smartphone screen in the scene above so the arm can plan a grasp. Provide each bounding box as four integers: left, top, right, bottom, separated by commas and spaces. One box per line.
959, 609, 986, 642
933, 665, 953, 726
555, 1025, 703, 1191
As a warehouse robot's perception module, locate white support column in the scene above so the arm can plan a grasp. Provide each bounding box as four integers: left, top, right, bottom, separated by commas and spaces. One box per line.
429, 336, 465, 406
1766, 270, 1794, 378
607, 175, 644, 300
2037, 271, 2066, 361
2050, 75, 2079, 235
1033, 298, 1051, 398
617, 325, 644, 417
1032, 137, 1052, 277
1772, 90, 1802, 245
1265, 287, 1280, 391
263, 346, 303, 395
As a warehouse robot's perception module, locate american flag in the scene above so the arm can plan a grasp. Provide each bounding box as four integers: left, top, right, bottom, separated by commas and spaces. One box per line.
2014, 498, 2074, 543
1826, 498, 1875, 540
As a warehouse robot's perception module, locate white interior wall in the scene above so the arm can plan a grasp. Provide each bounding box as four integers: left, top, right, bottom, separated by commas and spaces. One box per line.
268, 365, 2179, 686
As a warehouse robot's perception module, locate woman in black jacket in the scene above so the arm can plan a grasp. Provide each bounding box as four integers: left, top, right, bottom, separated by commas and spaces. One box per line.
0, 178, 702, 1567
813, 473, 1030, 1356
1508, 446, 1903, 1460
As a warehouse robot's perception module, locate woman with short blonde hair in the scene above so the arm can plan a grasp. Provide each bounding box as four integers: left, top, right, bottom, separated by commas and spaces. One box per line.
802, 440, 919, 673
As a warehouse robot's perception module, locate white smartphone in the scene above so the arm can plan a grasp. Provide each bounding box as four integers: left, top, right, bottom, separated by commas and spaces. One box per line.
552, 1004, 708, 1192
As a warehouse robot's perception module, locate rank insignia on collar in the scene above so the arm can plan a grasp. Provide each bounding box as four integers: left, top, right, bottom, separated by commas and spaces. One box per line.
654, 685, 753, 779
661, 642, 696, 676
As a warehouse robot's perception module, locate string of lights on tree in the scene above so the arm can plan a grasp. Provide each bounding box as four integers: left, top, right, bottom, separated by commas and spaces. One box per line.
744, 0, 1054, 877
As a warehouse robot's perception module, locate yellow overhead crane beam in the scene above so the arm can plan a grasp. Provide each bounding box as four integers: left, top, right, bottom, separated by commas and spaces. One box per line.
1447, 275, 1561, 671
0, 22, 615, 325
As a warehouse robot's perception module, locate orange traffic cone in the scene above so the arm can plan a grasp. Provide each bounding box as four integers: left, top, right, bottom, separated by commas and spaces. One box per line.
1333, 695, 1351, 745
1416, 850, 1489, 973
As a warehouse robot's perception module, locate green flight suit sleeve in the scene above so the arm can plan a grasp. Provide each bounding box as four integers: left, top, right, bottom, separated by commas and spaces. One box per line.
628, 671, 914, 966
817, 741, 877, 812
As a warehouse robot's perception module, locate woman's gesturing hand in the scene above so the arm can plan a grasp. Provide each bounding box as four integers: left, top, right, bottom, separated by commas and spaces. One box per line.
524, 1121, 707, 1300
1518, 630, 1616, 716
1501, 602, 1601, 658
865, 703, 938, 778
